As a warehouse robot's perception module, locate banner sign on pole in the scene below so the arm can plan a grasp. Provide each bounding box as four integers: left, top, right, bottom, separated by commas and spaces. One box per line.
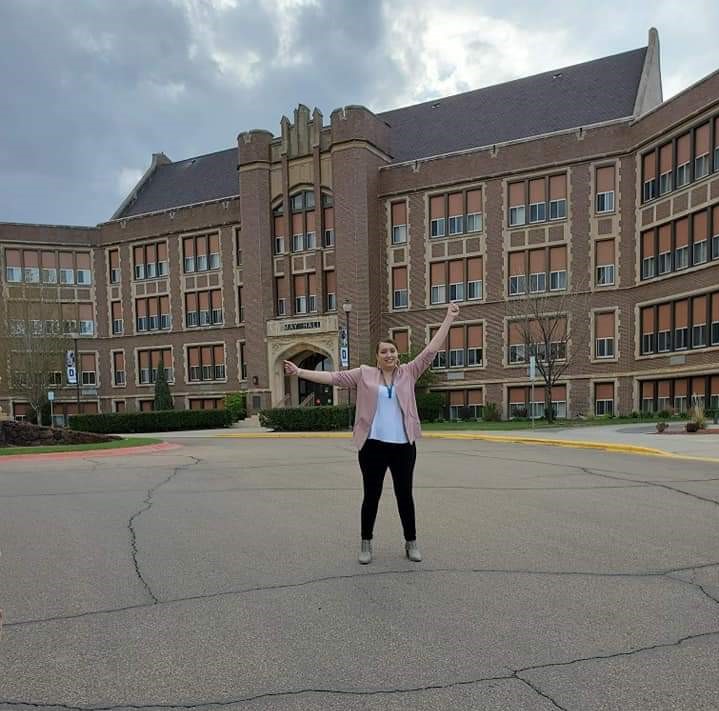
65, 350, 77, 385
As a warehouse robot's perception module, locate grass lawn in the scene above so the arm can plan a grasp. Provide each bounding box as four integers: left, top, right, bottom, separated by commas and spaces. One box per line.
0, 437, 163, 456
422, 416, 685, 431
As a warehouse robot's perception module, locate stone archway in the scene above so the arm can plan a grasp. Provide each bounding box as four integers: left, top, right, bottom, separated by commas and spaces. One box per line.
297, 352, 333, 406
269, 340, 338, 407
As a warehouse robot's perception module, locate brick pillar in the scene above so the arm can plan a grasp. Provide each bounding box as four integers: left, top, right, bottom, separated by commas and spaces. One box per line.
238, 130, 274, 410
330, 106, 390, 367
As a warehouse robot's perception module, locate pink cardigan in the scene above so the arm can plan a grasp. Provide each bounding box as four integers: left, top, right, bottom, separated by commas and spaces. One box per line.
330, 344, 437, 450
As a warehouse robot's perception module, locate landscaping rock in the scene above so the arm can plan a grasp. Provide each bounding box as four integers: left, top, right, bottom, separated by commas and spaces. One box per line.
0, 420, 119, 447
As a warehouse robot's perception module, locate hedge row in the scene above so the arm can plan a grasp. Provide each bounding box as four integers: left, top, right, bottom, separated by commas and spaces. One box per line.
69, 409, 231, 433
259, 406, 355, 431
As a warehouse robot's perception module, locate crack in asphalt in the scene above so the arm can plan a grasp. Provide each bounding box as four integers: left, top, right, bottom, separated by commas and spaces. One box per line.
127, 456, 202, 604
3, 630, 718, 710
580, 467, 719, 507
513, 674, 569, 710
6, 562, 718, 628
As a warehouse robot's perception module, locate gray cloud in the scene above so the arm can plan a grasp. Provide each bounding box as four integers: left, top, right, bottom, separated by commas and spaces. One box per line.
0, 0, 716, 226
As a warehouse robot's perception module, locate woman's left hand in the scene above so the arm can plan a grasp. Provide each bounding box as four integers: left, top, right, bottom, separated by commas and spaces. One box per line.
446, 302, 460, 320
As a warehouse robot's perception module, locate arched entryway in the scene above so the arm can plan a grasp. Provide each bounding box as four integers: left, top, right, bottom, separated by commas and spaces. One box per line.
297, 352, 333, 406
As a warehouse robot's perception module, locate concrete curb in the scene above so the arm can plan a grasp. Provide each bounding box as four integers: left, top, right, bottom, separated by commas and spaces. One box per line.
0, 442, 181, 463
215, 431, 719, 462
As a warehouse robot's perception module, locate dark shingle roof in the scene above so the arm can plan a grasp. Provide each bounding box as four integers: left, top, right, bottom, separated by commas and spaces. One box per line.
117, 148, 238, 218
378, 47, 647, 162
114, 47, 647, 218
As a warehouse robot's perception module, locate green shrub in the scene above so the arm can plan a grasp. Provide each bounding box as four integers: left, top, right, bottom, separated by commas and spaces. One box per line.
416, 391, 445, 422
657, 409, 671, 419
153, 367, 174, 410
224, 392, 247, 422
69, 409, 230, 433
259, 406, 354, 431
483, 401, 501, 421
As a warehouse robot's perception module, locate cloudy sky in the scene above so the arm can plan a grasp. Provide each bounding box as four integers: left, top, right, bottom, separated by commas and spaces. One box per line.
1, 0, 717, 226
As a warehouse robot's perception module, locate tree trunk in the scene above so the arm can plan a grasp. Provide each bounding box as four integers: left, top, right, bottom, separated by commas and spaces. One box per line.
545, 386, 553, 423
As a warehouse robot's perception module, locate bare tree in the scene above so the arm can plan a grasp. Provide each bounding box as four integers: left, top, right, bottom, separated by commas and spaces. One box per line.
506, 287, 590, 422
0, 285, 72, 425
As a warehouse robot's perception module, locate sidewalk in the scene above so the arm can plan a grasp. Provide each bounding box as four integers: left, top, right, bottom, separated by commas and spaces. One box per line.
121, 417, 719, 462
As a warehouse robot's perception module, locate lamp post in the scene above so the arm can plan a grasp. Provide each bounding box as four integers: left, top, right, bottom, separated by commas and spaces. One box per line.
342, 299, 352, 427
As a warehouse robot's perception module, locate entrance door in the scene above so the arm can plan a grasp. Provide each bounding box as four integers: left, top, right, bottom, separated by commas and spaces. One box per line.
298, 353, 333, 406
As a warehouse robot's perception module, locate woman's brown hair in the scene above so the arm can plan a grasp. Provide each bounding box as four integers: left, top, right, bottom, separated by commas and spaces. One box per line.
375, 338, 398, 355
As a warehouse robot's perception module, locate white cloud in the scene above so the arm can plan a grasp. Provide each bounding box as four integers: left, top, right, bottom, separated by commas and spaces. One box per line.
116, 167, 143, 197
380, 0, 585, 109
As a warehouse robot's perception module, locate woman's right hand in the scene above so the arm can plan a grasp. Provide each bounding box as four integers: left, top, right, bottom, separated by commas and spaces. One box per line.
283, 360, 299, 376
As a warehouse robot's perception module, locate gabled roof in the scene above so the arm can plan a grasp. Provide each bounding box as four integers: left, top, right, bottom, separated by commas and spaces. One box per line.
379, 47, 649, 163
112, 44, 654, 219
115, 148, 238, 219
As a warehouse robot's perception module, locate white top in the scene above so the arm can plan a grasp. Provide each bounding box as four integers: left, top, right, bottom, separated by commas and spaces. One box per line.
368, 379, 408, 444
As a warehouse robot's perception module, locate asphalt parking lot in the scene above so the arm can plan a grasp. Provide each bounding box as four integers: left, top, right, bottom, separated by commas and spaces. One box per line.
1, 437, 718, 710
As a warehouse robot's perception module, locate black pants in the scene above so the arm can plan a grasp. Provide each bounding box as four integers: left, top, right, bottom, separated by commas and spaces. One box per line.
358, 439, 417, 541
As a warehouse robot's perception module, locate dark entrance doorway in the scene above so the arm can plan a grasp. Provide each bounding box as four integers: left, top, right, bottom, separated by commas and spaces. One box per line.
298, 353, 333, 406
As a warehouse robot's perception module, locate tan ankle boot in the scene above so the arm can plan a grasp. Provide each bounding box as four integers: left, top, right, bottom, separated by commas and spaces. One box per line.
405, 540, 422, 562
358, 539, 372, 564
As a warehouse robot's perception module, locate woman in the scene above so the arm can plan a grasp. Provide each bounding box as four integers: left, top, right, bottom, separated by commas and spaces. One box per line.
283, 302, 460, 564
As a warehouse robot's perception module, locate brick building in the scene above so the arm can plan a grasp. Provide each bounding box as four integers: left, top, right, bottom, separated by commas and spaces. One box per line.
2, 28, 719, 423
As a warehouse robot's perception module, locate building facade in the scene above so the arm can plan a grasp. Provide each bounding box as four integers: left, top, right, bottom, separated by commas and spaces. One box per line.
2, 29, 719, 423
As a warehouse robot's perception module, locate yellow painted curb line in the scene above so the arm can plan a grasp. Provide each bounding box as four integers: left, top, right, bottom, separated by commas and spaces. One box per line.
215, 430, 719, 462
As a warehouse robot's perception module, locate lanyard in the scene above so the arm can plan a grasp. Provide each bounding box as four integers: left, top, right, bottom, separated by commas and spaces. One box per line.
382, 370, 396, 398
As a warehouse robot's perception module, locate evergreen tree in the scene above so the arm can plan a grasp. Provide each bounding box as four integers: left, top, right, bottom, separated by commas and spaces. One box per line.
153, 364, 173, 410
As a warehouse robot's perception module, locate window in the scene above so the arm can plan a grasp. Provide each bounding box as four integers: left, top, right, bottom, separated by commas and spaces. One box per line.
466, 213, 482, 232
657, 330, 672, 352
325, 270, 336, 312
392, 267, 408, 309
694, 123, 712, 179
239, 341, 247, 380
295, 295, 307, 313
75, 253, 92, 285
185, 290, 222, 328
113, 352, 126, 386
549, 175, 567, 220
675, 247, 689, 269
5, 250, 23, 282
79, 304, 94, 336
134, 242, 168, 280
305, 232, 316, 251
275, 236, 285, 254
448, 215, 464, 235
430, 323, 483, 370
529, 202, 546, 223
550, 270, 566, 291
188, 345, 226, 382
323, 203, 334, 248
292, 234, 304, 252
595, 393, 614, 416
509, 275, 526, 296
509, 344, 526, 364
509, 206, 525, 227
641, 256, 656, 279
111, 301, 123, 335
109, 250, 120, 284
529, 272, 546, 293
391, 202, 407, 244
642, 150, 657, 202
137, 349, 173, 385
659, 171, 672, 195
182, 234, 217, 273
596, 192, 614, 213
658, 251, 671, 274
136, 296, 170, 332
81, 353, 96, 386
595, 312, 615, 359
431, 217, 446, 238
694, 240, 708, 264
431, 284, 446, 304
277, 298, 287, 316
